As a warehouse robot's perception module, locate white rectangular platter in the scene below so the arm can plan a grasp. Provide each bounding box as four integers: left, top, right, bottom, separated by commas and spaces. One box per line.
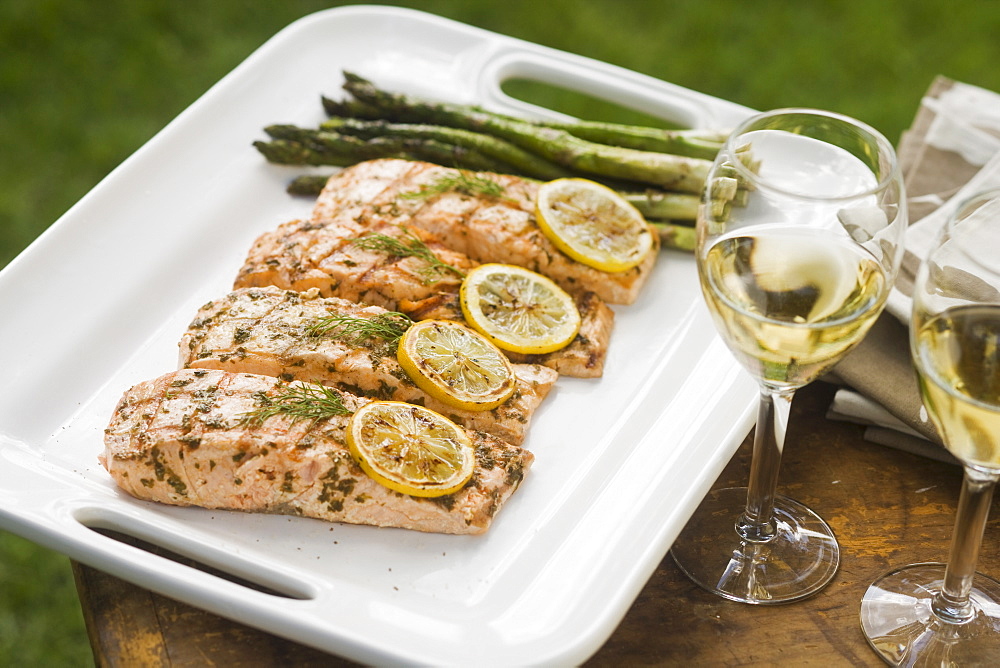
0, 6, 756, 665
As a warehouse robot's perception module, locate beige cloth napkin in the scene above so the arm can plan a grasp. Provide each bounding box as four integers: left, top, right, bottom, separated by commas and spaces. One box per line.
826, 76, 1000, 463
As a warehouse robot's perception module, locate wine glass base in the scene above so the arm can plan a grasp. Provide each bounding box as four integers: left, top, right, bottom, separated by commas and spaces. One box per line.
670, 487, 839, 604
861, 563, 1000, 665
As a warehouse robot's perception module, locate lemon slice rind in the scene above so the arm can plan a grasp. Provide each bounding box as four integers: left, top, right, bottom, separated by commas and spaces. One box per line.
535, 178, 654, 273
460, 263, 581, 355
397, 319, 516, 412
347, 400, 475, 498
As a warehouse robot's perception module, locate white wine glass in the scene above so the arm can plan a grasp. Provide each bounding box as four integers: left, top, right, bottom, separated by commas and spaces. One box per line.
861, 188, 1000, 664
671, 109, 907, 604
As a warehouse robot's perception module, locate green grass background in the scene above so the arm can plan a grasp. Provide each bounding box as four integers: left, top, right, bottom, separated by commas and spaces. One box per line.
3, 0, 1000, 663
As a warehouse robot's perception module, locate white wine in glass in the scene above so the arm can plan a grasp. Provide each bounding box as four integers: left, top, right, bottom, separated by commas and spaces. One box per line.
861, 188, 1000, 664
671, 109, 907, 604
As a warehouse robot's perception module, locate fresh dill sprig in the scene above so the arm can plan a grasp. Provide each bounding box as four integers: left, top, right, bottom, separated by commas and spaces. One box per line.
305, 311, 413, 347
351, 228, 465, 284
401, 171, 506, 200
238, 383, 351, 427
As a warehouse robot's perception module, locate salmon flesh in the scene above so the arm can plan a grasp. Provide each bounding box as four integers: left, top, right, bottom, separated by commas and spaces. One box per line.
179, 286, 556, 446
311, 159, 659, 305
101, 369, 532, 535
234, 218, 614, 378
235, 216, 473, 321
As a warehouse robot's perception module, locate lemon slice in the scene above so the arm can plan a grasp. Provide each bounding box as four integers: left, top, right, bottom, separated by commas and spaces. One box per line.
460, 263, 581, 355
347, 401, 475, 498
397, 319, 516, 412
536, 178, 654, 272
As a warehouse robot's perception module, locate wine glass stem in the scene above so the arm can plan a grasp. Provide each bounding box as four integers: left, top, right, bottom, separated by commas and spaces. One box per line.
932, 466, 999, 623
737, 386, 795, 542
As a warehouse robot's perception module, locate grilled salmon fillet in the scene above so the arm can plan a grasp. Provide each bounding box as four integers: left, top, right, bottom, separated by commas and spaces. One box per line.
234, 220, 614, 378
178, 287, 556, 446
101, 369, 532, 535
310, 159, 660, 305
235, 217, 473, 321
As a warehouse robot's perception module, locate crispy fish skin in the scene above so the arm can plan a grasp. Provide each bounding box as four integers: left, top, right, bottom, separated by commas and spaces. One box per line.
233, 220, 614, 378
310, 159, 659, 305
179, 286, 557, 446
101, 369, 532, 535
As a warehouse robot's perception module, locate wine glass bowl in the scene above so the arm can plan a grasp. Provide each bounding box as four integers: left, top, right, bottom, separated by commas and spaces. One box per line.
861, 188, 1000, 663
670, 109, 907, 604
697, 111, 905, 389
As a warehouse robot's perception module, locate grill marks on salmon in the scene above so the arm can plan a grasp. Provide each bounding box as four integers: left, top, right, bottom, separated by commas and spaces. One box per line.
101, 369, 532, 535
235, 217, 473, 321
179, 286, 556, 446
310, 159, 659, 306
234, 215, 615, 378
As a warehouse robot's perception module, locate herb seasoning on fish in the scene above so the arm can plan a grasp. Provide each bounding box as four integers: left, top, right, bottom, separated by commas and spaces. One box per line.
351, 228, 466, 284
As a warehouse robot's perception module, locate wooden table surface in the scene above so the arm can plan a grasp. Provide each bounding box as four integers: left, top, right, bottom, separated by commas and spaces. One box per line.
72, 381, 1000, 666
